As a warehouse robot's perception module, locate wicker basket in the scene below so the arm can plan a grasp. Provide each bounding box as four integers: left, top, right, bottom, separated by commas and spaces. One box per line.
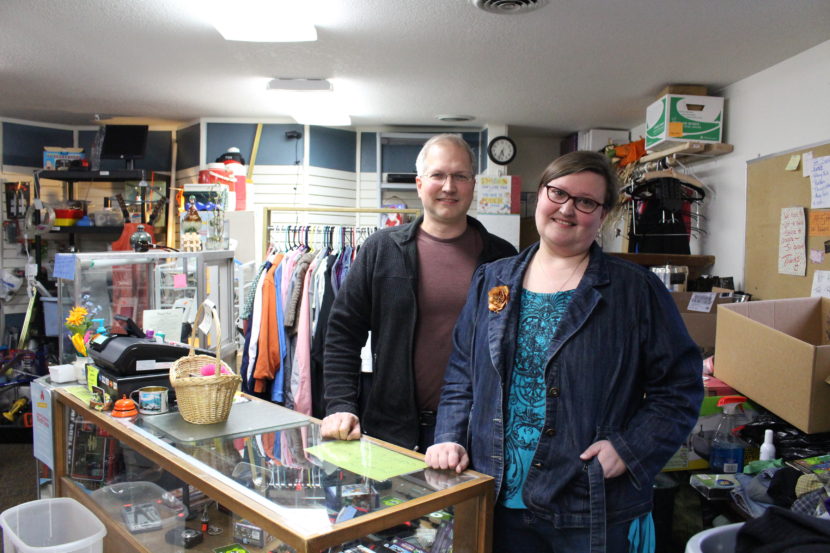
169, 302, 241, 424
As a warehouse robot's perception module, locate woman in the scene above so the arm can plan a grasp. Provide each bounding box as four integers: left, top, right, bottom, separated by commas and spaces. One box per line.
425, 151, 703, 553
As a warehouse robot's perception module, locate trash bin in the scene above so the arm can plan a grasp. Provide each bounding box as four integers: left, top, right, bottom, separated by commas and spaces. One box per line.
685, 522, 743, 553
0, 497, 106, 553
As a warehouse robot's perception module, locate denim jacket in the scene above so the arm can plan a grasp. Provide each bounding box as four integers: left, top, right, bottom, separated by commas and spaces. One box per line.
434, 242, 703, 551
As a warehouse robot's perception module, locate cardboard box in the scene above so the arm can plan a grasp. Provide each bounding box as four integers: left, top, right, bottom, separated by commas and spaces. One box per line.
714, 297, 830, 434
645, 94, 724, 151
43, 147, 85, 170
671, 292, 734, 357
657, 84, 709, 98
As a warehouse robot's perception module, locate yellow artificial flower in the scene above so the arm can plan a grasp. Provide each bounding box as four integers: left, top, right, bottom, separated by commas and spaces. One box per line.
70, 333, 87, 357
65, 306, 89, 328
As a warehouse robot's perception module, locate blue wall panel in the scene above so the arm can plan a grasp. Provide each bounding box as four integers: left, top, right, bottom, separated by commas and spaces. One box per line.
206, 123, 256, 165
309, 126, 356, 172
176, 124, 201, 170
360, 132, 377, 172
258, 124, 305, 165
2, 123, 74, 167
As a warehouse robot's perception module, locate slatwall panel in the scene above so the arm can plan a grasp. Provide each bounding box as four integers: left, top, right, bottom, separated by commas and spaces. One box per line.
1, 169, 34, 315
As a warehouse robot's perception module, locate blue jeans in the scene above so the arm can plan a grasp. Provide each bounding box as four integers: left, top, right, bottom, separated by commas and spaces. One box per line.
493, 505, 630, 553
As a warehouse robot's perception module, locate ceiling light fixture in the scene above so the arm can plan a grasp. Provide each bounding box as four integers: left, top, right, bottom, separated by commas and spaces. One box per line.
471, 0, 549, 14
267, 78, 332, 92
436, 114, 475, 122
206, 0, 317, 42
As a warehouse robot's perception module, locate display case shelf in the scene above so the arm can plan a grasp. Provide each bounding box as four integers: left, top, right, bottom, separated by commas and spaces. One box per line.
51, 388, 494, 553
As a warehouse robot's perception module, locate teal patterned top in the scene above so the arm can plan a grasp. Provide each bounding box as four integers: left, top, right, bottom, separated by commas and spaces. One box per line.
502, 288, 573, 508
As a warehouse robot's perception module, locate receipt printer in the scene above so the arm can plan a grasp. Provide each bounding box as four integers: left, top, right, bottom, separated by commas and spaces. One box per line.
89, 334, 210, 376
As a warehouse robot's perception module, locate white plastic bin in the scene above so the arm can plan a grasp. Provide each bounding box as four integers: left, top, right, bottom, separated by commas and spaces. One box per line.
0, 497, 106, 553
685, 522, 743, 553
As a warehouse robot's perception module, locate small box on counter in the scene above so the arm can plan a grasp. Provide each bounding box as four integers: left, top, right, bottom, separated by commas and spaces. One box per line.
715, 297, 830, 434
43, 147, 85, 170
689, 473, 739, 500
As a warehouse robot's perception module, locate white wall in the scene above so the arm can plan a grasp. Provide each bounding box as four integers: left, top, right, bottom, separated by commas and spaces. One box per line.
694, 40, 830, 290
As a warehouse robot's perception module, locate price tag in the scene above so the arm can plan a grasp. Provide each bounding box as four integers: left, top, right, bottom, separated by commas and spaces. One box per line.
686, 292, 716, 313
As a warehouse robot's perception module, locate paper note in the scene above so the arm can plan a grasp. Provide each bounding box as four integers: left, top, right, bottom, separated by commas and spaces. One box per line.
478, 176, 516, 214
306, 440, 427, 482
785, 154, 801, 172
31, 380, 53, 469
778, 206, 806, 276
142, 308, 184, 342
810, 249, 825, 264
803, 151, 814, 178
812, 270, 830, 298
173, 273, 188, 289
53, 253, 76, 280
809, 210, 830, 236
811, 156, 830, 209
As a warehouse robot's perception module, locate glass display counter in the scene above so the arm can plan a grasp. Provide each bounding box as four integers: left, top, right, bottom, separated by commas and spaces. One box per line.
55, 250, 235, 364
51, 388, 494, 553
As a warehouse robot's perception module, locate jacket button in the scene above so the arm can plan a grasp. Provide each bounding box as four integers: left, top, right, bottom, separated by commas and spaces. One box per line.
548, 387, 560, 397
544, 427, 556, 437
532, 461, 544, 469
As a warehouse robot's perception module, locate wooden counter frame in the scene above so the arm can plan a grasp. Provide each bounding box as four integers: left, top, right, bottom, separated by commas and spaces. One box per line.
52, 389, 494, 553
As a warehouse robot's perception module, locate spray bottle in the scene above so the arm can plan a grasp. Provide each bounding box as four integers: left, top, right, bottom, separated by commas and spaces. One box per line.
710, 395, 748, 473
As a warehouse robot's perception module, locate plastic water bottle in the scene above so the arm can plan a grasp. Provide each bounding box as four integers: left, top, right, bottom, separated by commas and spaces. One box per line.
709, 395, 747, 473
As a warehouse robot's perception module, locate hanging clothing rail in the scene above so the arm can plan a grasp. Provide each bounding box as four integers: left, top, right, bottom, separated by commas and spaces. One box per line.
261, 206, 421, 257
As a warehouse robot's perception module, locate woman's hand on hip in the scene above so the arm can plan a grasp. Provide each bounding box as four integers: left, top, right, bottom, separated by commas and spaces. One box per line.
579, 439, 627, 478
425, 442, 469, 473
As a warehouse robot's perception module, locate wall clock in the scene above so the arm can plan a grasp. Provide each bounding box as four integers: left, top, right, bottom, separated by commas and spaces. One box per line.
487, 135, 517, 165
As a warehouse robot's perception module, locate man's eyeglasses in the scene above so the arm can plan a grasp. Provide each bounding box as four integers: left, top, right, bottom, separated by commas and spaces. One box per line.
544, 185, 604, 214
422, 172, 475, 185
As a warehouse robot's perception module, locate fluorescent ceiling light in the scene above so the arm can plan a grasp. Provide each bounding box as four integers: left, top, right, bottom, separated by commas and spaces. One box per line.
206, 0, 317, 42
267, 78, 332, 91
268, 89, 351, 126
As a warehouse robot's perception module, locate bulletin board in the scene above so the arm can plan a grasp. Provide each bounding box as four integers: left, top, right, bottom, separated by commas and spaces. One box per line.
745, 140, 830, 299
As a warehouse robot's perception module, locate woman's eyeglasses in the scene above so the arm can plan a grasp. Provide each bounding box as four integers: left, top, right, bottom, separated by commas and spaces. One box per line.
544, 185, 604, 214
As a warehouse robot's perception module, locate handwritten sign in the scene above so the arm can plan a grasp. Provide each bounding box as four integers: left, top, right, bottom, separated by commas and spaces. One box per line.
810, 155, 830, 209
478, 176, 517, 214
778, 206, 806, 276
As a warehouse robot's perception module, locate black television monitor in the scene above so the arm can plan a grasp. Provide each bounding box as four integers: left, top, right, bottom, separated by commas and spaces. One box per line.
100, 125, 149, 164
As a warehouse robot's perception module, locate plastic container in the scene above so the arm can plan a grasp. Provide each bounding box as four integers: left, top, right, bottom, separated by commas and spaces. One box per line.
685, 522, 743, 552
709, 396, 747, 473
48, 363, 75, 383
0, 497, 106, 553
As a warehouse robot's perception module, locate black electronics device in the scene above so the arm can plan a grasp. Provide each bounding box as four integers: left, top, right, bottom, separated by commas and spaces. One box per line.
95, 365, 173, 402
101, 125, 149, 162
385, 173, 417, 183
165, 527, 204, 548
89, 334, 211, 376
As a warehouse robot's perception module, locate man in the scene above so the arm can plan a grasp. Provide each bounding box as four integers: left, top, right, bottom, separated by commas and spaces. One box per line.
321, 133, 517, 450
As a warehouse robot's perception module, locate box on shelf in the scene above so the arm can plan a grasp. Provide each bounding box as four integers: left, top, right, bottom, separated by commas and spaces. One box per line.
577, 129, 630, 151
714, 297, 830, 434
657, 84, 709, 98
671, 291, 734, 357
645, 94, 724, 151
43, 147, 85, 170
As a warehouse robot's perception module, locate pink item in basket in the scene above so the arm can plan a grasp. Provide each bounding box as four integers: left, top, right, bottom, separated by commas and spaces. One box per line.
199, 363, 232, 376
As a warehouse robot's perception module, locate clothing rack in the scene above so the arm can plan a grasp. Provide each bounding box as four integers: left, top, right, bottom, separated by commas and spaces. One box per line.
262, 206, 421, 257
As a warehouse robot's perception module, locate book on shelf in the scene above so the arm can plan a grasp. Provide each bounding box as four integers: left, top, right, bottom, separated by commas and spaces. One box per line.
788, 454, 830, 476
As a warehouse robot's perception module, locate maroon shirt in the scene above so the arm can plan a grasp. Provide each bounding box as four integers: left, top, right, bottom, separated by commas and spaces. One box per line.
413, 226, 483, 411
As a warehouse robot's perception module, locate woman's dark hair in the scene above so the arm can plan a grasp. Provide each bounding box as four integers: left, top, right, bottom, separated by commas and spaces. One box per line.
537, 151, 619, 209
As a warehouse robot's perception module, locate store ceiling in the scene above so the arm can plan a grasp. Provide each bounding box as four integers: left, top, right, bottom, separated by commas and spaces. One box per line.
1, 0, 829, 134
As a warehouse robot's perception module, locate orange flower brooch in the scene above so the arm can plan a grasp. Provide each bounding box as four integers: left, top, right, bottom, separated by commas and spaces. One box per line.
488, 286, 509, 312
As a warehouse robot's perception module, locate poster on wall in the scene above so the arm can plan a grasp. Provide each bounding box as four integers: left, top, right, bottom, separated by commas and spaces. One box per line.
478, 176, 520, 214
810, 155, 830, 209
778, 206, 806, 276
